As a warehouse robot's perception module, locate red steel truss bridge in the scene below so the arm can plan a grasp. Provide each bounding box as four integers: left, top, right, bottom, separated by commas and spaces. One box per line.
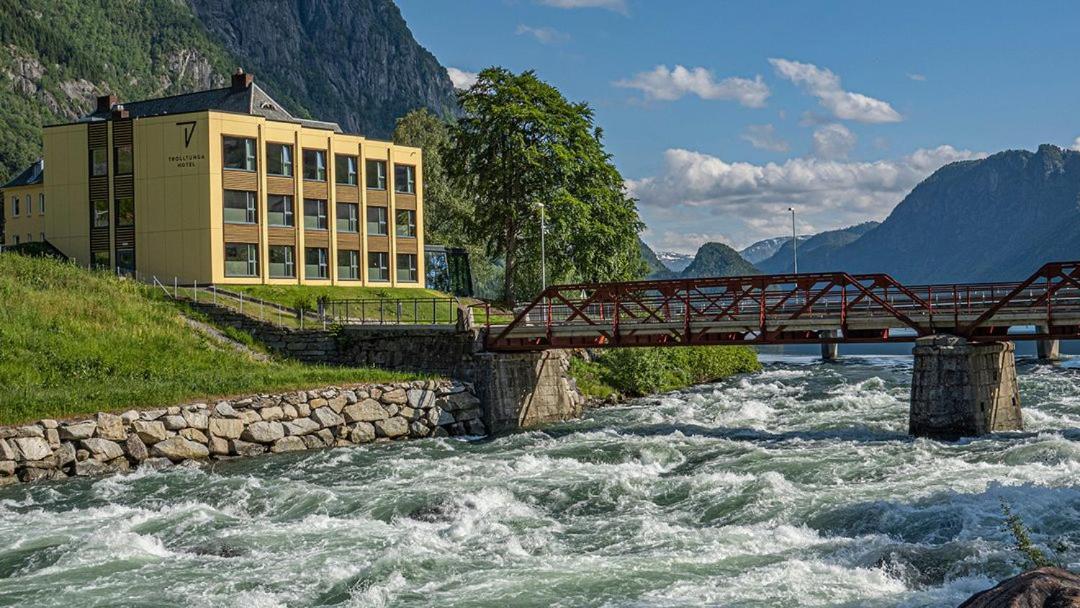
483, 261, 1080, 352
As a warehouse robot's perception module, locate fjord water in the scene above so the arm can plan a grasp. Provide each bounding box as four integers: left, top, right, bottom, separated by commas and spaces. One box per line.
2, 355, 1079, 607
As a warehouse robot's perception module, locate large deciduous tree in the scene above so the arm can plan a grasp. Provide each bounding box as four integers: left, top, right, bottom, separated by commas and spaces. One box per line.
449, 67, 645, 305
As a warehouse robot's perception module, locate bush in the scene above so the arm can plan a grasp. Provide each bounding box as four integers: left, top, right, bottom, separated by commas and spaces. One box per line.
573, 346, 761, 398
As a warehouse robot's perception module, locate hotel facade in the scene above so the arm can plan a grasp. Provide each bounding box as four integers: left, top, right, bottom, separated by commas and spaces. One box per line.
4, 70, 425, 287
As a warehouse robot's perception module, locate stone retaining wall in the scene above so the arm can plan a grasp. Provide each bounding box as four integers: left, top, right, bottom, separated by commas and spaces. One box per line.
0, 381, 484, 487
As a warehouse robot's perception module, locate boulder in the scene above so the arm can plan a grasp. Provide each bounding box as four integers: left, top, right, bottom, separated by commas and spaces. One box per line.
125, 434, 149, 462
0, 439, 16, 461
327, 395, 348, 413
407, 389, 434, 410
309, 398, 328, 409
284, 418, 321, 437
182, 409, 209, 430
179, 428, 209, 444
282, 404, 299, 419
447, 392, 481, 411
241, 421, 285, 444
208, 435, 229, 456
16, 425, 44, 438
56, 442, 76, 466
343, 399, 388, 423
311, 407, 345, 429
374, 417, 408, 438
208, 418, 244, 439
95, 413, 127, 441
151, 436, 210, 462
409, 421, 431, 437
0, 461, 14, 476
399, 406, 418, 421
259, 406, 284, 422
349, 422, 376, 444
59, 421, 97, 441
120, 410, 140, 424
382, 388, 408, 404
271, 437, 306, 453
214, 401, 240, 418
455, 408, 481, 422
140, 409, 166, 421
162, 415, 188, 431
132, 420, 169, 444
80, 438, 125, 461
229, 440, 267, 457
959, 567, 1080, 608
13, 437, 53, 461
435, 409, 454, 426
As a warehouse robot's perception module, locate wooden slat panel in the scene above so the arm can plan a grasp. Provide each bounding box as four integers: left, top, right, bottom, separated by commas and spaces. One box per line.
396, 238, 418, 254
268, 228, 296, 246
337, 233, 360, 249
222, 170, 258, 190
366, 189, 388, 206
90, 227, 110, 251
88, 123, 107, 148
304, 230, 329, 247
113, 175, 134, 198
335, 185, 359, 203
367, 236, 389, 252
395, 194, 416, 210
89, 177, 109, 200
112, 121, 133, 146
267, 176, 295, 196
303, 181, 328, 199
115, 226, 135, 249
223, 223, 260, 242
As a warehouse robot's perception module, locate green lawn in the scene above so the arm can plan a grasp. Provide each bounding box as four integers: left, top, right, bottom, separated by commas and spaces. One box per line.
0, 254, 424, 425
230, 284, 462, 324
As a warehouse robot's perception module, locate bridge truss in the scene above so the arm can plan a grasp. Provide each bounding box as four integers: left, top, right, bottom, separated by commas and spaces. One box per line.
484, 261, 1080, 352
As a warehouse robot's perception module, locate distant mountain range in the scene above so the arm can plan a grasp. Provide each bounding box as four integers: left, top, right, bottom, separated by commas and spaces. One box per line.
756, 222, 878, 274
739, 236, 799, 264
656, 251, 694, 272
640, 241, 760, 280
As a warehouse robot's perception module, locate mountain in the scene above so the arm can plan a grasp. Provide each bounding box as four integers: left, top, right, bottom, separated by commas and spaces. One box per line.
656, 251, 694, 272
187, 0, 459, 140
639, 239, 672, 277
756, 222, 879, 274
789, 145, 1080, 283
739, 236, 798, 264
680, 243, 761, 278
0, 0, 458, 182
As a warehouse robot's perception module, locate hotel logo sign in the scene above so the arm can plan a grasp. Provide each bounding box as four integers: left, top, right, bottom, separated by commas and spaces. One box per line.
170, 121, 205, 168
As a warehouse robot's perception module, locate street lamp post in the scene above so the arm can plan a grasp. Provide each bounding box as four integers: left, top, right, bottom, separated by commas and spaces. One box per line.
788, 207, 798, 275
536, 202, 547, 291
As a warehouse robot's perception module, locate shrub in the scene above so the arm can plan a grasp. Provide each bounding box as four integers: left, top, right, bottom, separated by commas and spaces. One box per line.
574, 346, 761, 398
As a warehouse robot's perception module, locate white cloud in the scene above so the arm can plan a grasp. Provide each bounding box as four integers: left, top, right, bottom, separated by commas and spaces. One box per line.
516, 24, 570, 44
446, 67, 478, 90
812, 123, 856, 159
1071, 136, 1080, 152
538, 0, 628, 14
907, 73, 927, 82
741, 124, 790, 153
615, 65, 770, 108
769, 58, 902, 123
627, 144, 985, 249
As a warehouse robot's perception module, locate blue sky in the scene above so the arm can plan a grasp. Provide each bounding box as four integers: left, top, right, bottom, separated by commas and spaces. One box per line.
396, 0, 1080, 253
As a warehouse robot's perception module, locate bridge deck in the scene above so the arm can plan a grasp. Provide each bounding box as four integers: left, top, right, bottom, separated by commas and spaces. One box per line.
484, 261, 1080, 351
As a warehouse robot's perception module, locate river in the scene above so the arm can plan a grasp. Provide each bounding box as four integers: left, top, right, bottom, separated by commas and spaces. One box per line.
1, 354, 1078, 607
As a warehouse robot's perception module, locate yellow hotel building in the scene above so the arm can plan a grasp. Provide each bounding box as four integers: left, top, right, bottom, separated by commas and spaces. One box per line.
1, 159, 46, 247
14, 70, 425, 287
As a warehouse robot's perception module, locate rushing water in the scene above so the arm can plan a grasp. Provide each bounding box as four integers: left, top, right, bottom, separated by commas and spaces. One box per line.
2, 355, 1079, 607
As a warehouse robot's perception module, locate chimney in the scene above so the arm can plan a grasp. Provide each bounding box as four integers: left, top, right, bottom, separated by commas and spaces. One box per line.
96, 94, 118, 113
111, 104, 129, 120
231, 68, 253, 92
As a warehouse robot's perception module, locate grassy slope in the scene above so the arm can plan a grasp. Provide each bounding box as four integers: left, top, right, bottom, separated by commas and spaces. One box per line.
0, 254, 420, 424
570, 346, 761, 400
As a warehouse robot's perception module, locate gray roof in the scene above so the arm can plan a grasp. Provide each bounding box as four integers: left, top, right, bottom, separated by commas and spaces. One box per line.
2, 159, 44, 189
81, 82, 343, 133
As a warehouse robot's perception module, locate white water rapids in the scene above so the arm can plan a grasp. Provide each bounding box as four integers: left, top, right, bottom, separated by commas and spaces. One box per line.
1, 354, 1078, 607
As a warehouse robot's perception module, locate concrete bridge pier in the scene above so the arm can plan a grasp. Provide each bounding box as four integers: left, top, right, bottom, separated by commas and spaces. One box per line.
819, 330, 840, 362
472, 350, 585, 434
1036, 325, 1061, 362
909, 335, 1023, 439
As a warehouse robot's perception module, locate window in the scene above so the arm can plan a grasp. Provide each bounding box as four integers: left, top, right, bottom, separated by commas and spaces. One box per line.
394, 164, 416, 194
91, 148, 108, 176
305, 247, 329, 279
267, 143, 293, 177
224, 243, 259, 277
11, 196, 19, 217
92, 199, 109, 228
338, 249, 359, 280
303, 198, 327, 230
91, 250, 109, 268
115, 197, 135, 227
39, 193, 44, 215
269, 245, 295, 278
303, 149, 326, 181
267, 195, 294, 227
335, 155, 357, 185
397, 253, 418, 282
223, 136, 257, 171
115, 145, 133, 175
223, 190, 257, 224
367, 206, 388, 235
39, 232, 45, 242
25, 194, 32, 215
366, 159, 386, 189
368, 251, 389, 282
395, 209, 416, 238
336, 203, 358, 233
12, 235, 19, 245
116, 249, 135, 274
